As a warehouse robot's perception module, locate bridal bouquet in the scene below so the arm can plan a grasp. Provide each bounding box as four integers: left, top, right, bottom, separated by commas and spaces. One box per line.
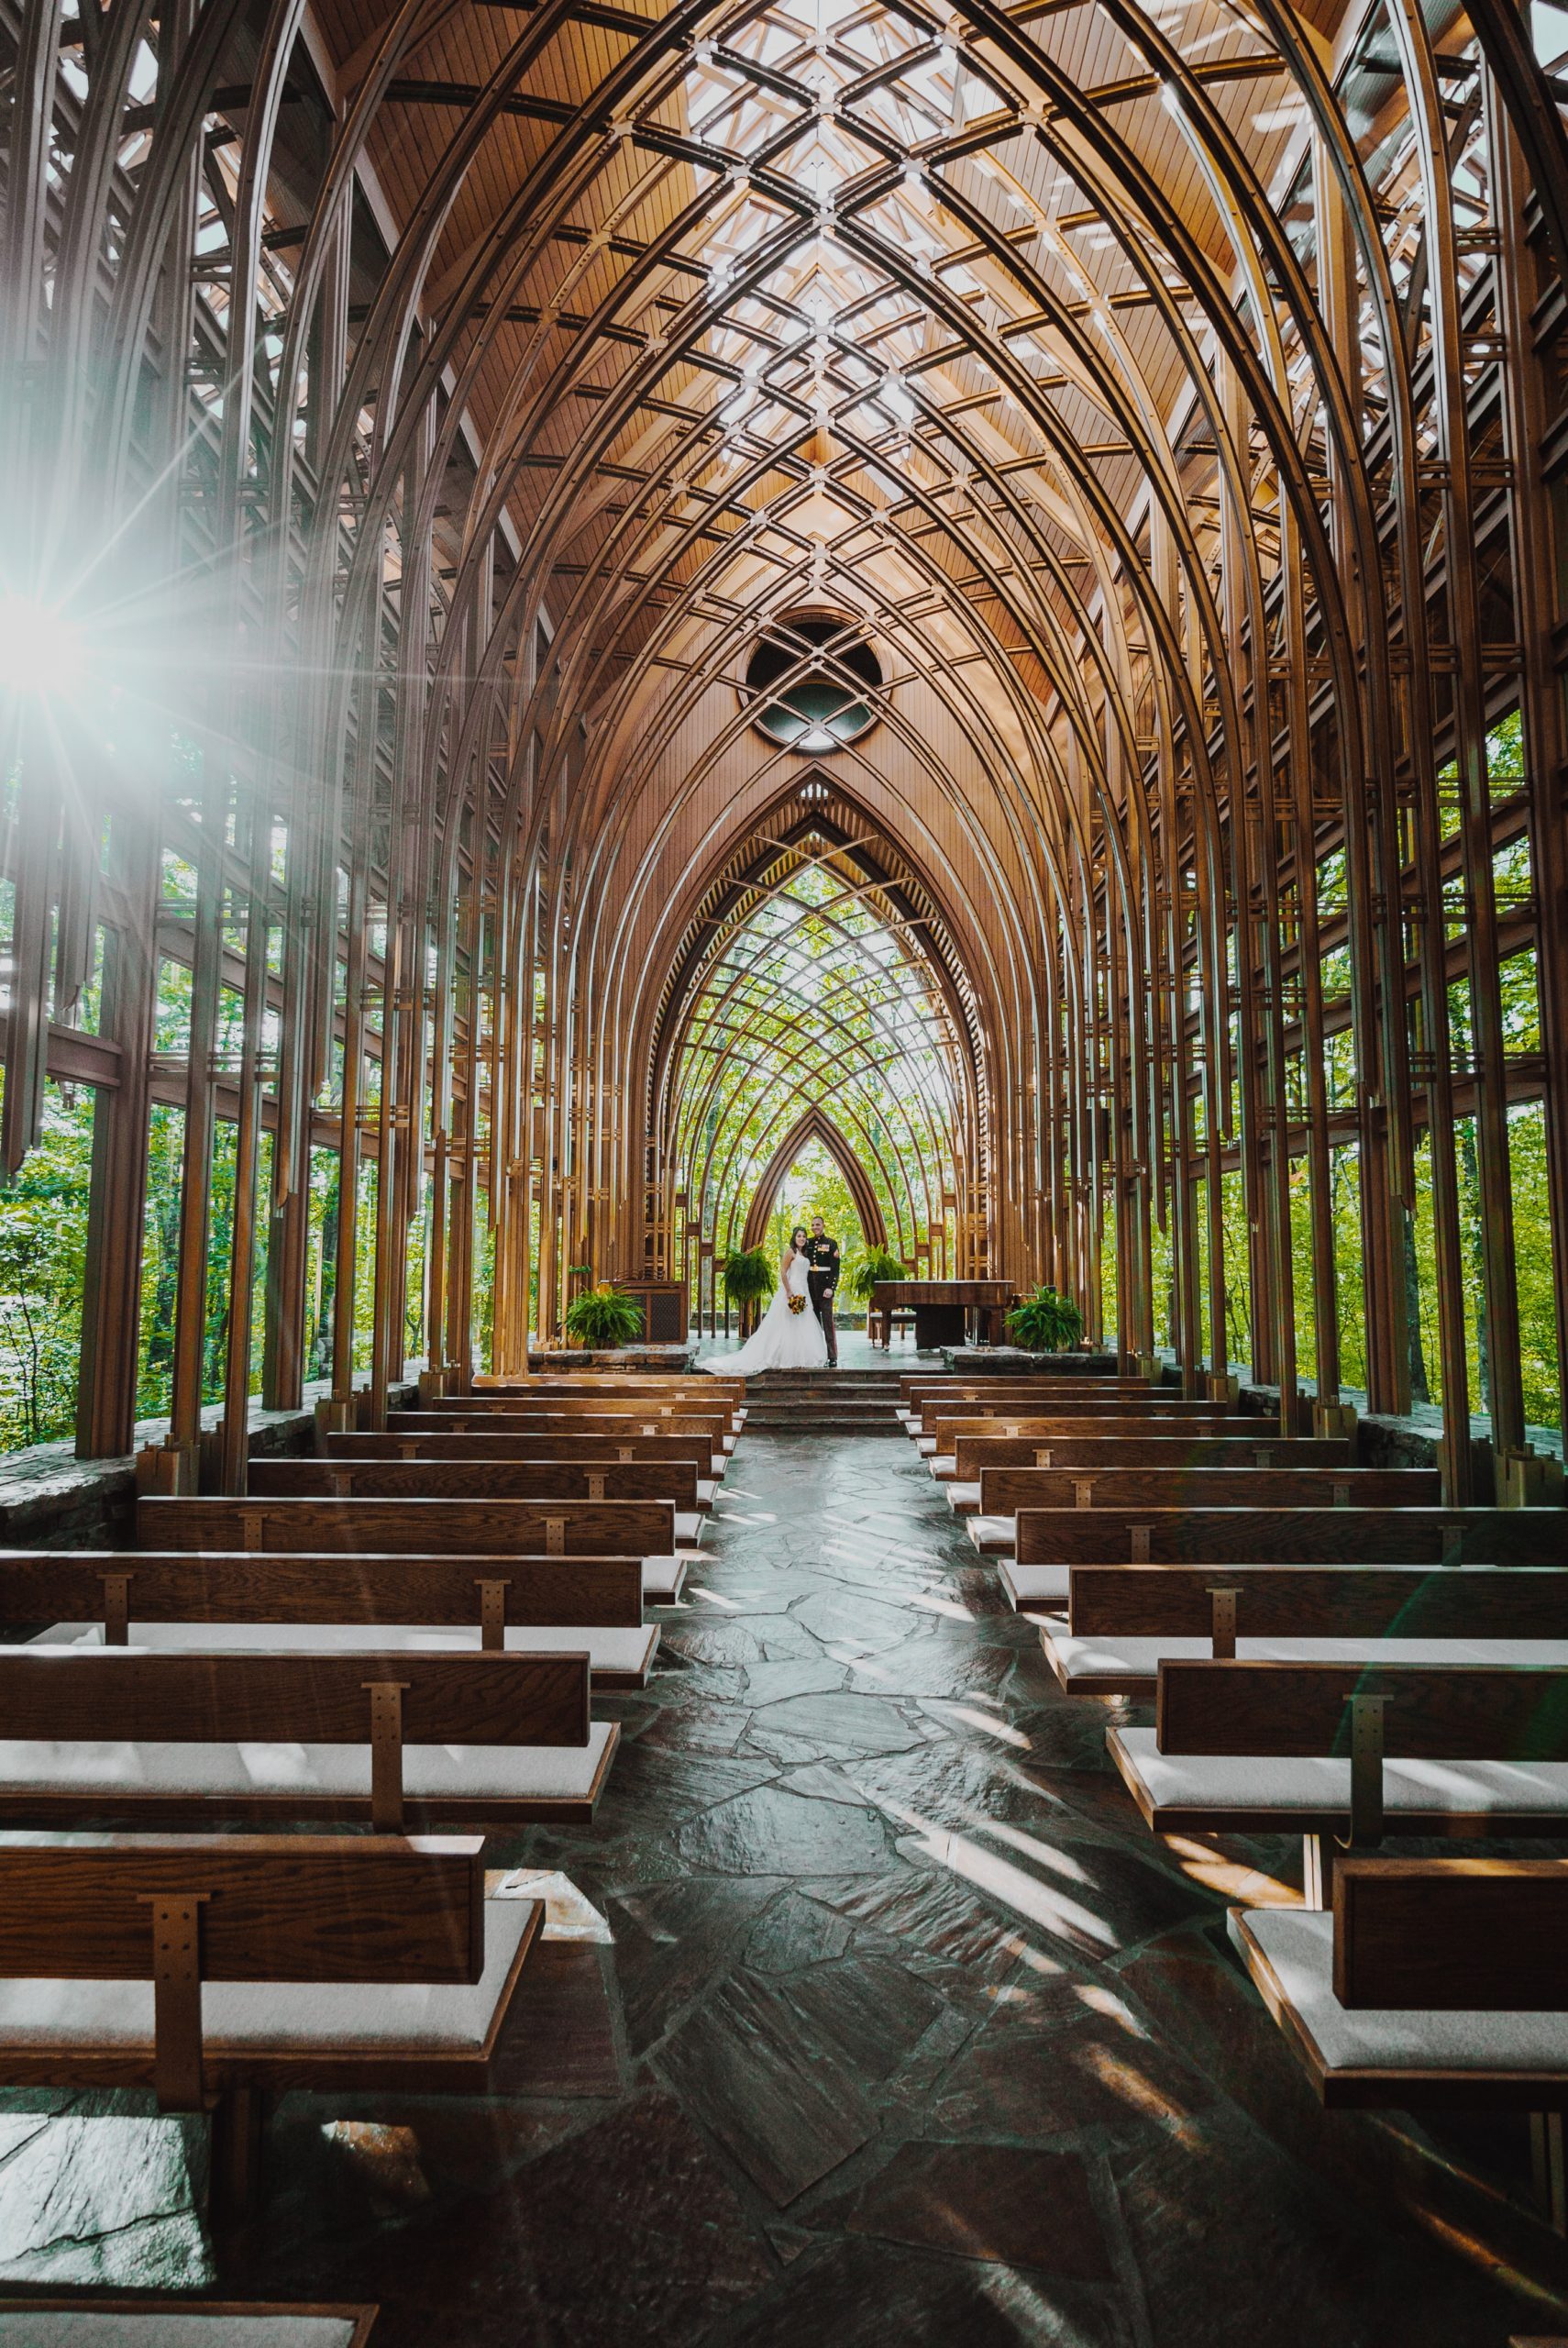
788, 1294, 808, 1314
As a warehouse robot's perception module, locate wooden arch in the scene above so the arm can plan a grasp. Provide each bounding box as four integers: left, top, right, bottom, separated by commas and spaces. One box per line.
10, 0, 1568, 1511
739, 1110, 889, 1257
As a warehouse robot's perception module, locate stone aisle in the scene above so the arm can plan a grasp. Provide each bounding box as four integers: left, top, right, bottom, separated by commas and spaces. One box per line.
11, 1431, 1568, 2342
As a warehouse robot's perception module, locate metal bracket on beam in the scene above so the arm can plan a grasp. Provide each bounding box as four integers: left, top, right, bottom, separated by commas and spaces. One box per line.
100, 1571, 132, 1645
364, 1680, 410, 1831
476, 1579, 510, 1650
141, 1893, 210, 2112
1207, 1586, 1238, 1659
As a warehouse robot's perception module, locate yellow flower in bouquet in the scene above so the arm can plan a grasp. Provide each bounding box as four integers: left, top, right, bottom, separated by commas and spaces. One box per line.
788, 1294, 807, 1314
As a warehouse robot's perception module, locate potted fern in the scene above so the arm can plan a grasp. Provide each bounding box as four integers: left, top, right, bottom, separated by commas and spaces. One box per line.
562, 1282, 646, 1351
721, 1246, 775, 1337
1006, 1283, 1085, 1354
845, 1246, 908, 1305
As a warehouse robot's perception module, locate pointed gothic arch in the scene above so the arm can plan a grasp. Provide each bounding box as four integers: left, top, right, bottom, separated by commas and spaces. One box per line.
739, 1109, 889, 1258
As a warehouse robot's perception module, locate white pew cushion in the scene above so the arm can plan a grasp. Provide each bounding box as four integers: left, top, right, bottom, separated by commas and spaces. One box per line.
966, 1514, 1013, 1553
0, 1722, 615, 1803
0, 1897, 535, 2056
944, 1481, 980, 1512
999, 1561, 1067, 1610
915, 1437, 935, 1456
1112, 1725, 1568, 1822
643, 1556, 687, 1602
0, 2319, 363, 2347
39, 1623, 656, 1678
1048, 1632, 1568, 1686
1230, 1908, 1568, 2076
674, 1511, 702, 1545
928, 1457, 956, 1479
697, 1479, 719, 1506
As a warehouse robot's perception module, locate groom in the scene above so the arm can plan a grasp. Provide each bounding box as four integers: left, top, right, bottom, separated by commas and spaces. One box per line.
804, 1214, 840, 1368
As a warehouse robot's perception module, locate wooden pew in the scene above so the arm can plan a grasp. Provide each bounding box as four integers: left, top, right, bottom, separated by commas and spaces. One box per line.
966, 1464, 1439, 1537
0, 1551, 658, 1689
906, 1394, 1215, 1436
249, 1455, 705, 1537
0, 1831, 536, 2215
903, 1379, 1173, 1409
139, 1495, 676, 1559
0, 1645, 615, 1829
1045, 1563, 1568, 1697
921, 1413, 1263, 1461
0, 2299, 377, 2342
475, 1372, 743, 1392
324, 1431, 719, 1508
390, 1410, 732, 1467
403, 1395, 732, 1431
138, 1497, 689, 1603
899, 1374, 1156, 1404
462, 1383, 745, 1437
1111, 1657, 1568, 1904
1231, 1855, 1568, 2227
326, 1430, 719, 1494
999, 1505, 1567, 1613
474, 1375, 744, 1410
950, 1434, 1351, 1479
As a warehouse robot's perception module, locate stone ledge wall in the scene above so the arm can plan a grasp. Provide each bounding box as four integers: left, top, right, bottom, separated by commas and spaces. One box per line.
0, 1381, 419, 1552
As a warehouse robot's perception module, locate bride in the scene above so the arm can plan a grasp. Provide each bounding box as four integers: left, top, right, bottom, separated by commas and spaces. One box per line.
707, 1225, 827, 1375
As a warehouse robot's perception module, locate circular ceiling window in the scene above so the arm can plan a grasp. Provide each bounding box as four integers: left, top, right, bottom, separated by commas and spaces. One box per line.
745, 615, 881, 751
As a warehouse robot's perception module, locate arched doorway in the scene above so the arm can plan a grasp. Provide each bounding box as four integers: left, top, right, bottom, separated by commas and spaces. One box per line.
740, 1110, 889, 1258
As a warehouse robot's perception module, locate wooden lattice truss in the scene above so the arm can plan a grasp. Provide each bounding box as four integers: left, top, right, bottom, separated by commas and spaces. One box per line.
4, 0, 1568, 1498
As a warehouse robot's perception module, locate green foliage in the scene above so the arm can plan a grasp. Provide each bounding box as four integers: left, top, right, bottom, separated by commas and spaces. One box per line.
1007, 1284, 1084, 1353
721, 1247, 776, 1308
845, 1246, 908, 1303
137, 1102, 184, 1419
672, 868, 959, 1320
0, 1080, 93, 1447
562, 1283, 646, 1348
764, 1144, 866, 1268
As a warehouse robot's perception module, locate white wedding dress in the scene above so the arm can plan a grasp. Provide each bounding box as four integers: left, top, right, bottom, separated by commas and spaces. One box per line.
708, 1248, 827, 1374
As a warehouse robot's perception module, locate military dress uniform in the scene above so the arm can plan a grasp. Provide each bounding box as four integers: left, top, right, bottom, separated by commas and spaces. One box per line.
804, 1232, 840, 1366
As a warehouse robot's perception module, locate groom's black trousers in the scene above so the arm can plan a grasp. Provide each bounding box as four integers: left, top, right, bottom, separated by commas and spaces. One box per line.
807, 1274, 838, 1365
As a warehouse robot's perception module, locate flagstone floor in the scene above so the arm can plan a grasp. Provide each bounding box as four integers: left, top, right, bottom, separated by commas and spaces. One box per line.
7, 1430, 1568, 2342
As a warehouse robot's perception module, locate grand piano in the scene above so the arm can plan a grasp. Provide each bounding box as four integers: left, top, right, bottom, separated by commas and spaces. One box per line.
868, 1279, 1012, 1349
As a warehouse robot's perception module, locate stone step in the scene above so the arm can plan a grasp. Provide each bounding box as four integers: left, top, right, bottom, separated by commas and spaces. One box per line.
746, 1409, 906, 1427
745, 1400, 898, 1418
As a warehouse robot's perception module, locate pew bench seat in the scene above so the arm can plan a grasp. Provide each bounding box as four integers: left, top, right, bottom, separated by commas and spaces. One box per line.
0, 1897, 539, 2085
999, 1560, 1067, 1611
966, 1514, 1015, 1554
645, 1555, 687, 1602
0, 2304, 376, 2345
1230, 1904, 1568, 2111
1109, 1724, 1568, 1839
945, 1479, 980, 1510
1046, 1631, 1568, 1699
0, 1888, 537, 2087
35, 1620, 661, 1691
0, 1720, 619, 1829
